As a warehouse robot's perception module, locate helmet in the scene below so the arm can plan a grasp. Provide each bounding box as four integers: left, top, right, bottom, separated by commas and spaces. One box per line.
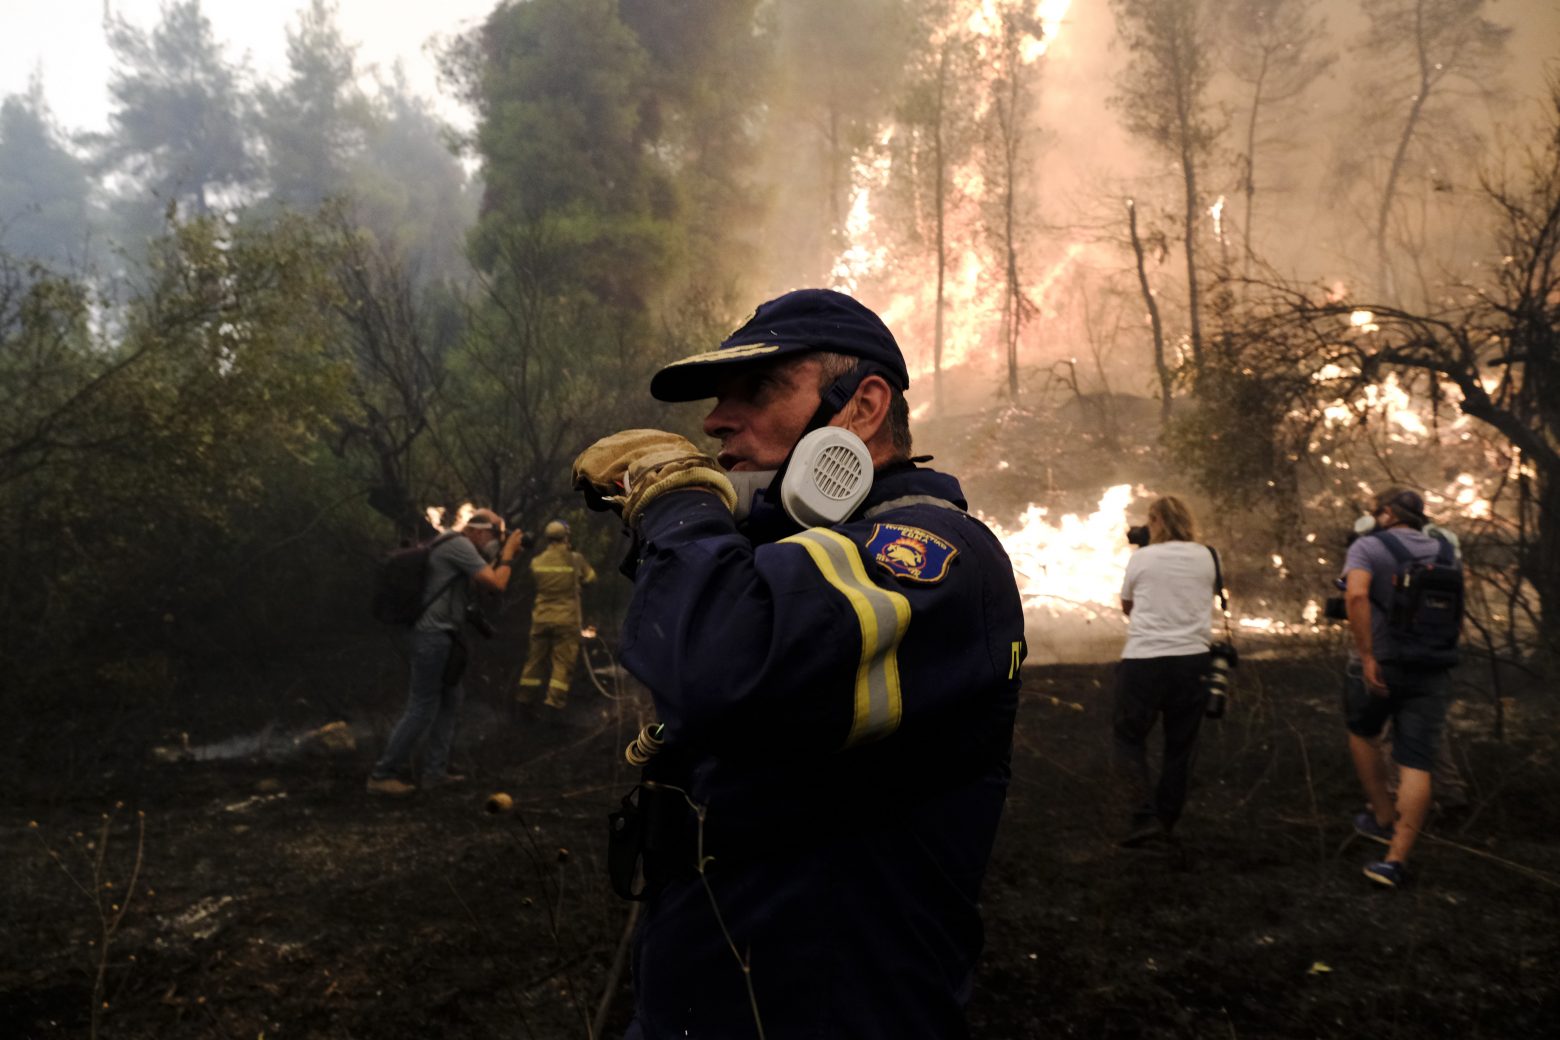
544, 520, 569, 541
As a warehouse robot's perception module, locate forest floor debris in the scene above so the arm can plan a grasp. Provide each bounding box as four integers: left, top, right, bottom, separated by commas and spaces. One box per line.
4, 652, 1557, 1038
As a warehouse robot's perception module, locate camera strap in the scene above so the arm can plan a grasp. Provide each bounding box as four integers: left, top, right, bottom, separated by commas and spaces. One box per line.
759, 362, 901, 522
1208, 546, 1235, 643
416, 532, 466, 622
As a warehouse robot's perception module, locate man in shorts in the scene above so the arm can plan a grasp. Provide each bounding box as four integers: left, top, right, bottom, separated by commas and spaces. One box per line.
1341, 488, 1459, 887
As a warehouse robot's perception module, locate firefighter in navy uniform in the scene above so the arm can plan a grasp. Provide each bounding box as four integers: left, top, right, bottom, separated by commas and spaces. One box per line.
573, 289, 1026, 1040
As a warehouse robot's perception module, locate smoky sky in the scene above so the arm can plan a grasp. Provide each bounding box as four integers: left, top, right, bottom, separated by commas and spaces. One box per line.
3, 0, 1557, 408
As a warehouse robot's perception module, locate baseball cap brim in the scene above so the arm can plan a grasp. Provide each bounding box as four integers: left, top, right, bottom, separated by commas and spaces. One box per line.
650, 288, 910, 403
650, 342, 814, 402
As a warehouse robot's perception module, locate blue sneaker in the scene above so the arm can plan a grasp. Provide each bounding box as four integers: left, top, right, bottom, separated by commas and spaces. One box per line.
1363, 859, 1407, 887
1354, 811, 1395, 845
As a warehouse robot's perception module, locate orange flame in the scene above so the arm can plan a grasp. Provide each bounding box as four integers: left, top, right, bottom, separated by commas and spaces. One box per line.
831, 1, 1091, 389
425, 502, 476, 532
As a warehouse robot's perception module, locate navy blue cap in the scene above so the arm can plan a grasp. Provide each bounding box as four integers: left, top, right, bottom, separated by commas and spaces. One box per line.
1379, 487, 1429, 525
650, 288, 910, 402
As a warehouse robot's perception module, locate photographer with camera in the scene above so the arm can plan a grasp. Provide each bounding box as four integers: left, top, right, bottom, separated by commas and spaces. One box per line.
1114, 495, 1225, 847
367, 508, 525, 796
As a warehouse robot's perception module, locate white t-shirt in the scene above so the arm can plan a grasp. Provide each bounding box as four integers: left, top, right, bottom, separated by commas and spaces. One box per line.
1119, 541, 1217, 659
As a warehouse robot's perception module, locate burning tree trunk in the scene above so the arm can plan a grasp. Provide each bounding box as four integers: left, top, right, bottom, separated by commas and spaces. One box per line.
932, 42, 950, 416
1237, 55, 1265, 283
1177, 125, 1204, 371
1358, 0, 1510, 301
883, 12, 979, 417
1373, 63, 1430, 301
1109, 0, 1218, 375
1532, 470, 1560, 661
1127, 199, 1173, 425
1225, 0, 1335, 283
984, 6, 1039, 399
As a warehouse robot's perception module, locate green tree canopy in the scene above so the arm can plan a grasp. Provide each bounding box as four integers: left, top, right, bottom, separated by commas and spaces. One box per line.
256, 0, 374, 212
99, 0, 257, 241
0, 85, 96, 269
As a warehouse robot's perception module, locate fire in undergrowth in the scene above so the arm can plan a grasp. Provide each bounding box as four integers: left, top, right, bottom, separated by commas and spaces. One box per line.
981, 462, 1501, 661
982, 483, 1136, 622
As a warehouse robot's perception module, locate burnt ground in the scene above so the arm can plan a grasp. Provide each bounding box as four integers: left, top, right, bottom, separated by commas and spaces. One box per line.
3, 631, 1558, 1040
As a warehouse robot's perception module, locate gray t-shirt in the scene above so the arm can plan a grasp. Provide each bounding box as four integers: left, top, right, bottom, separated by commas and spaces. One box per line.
1340, 527, 1449, 662
415, 535, 488, 633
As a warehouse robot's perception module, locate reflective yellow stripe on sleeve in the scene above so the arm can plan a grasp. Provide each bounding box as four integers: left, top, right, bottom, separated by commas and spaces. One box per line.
781, 528, 911, 747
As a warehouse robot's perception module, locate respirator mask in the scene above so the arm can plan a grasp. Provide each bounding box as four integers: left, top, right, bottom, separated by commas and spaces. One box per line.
727, 426, 874, 528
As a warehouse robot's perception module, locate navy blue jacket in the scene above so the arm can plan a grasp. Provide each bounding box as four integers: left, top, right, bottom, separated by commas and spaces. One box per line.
619, 464, 1025, 1040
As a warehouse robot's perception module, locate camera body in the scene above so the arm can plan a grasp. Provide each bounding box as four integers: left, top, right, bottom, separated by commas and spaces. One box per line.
1323, 577, 1349, 621
501, 513, 535, 553
465, 602, 497, 639
1203, 640, 1238, 719
1126, 524, 1150, 548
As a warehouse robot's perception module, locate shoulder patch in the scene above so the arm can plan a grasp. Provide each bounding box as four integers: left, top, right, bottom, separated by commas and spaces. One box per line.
867, 523, 958, 584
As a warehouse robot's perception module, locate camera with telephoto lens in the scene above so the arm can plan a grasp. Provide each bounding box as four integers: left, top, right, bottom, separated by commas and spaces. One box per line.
465, 602, 497, 639
1126, 524, 1150, 548
1203, 641, 1238, 719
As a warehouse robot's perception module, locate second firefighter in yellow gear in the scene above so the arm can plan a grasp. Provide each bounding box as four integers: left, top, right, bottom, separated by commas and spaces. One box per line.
518, 520, 597, 709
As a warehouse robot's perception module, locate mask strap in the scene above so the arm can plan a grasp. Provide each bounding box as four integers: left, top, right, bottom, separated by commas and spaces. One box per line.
761, 364, 887, 506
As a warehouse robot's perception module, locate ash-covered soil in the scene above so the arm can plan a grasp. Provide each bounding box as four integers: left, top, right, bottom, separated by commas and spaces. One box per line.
4, 636, 1558, 1039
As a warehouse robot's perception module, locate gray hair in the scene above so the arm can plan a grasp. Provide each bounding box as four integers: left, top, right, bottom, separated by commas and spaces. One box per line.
814, 352, 912, 458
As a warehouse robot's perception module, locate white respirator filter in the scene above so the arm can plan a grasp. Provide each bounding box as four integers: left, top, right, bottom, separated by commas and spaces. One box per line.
725, 427, 874, 527
779, 426, 873, 527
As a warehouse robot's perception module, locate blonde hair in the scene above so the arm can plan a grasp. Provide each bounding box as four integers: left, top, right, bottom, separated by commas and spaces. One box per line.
1148, 496, 1198, 543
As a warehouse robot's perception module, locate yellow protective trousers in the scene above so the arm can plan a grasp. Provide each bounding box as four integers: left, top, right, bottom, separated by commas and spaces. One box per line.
519, 620, 581, 707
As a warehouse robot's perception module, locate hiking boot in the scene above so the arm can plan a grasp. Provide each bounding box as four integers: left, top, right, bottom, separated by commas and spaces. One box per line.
1363, 859, 1407, 887
424, 771, 467, 787
366, 775, 416, 796
1353, 811, 1395, 845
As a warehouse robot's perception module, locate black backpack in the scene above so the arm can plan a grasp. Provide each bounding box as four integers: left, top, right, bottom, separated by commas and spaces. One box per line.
371, 532, 462, 625
1368, 530, 1463, 667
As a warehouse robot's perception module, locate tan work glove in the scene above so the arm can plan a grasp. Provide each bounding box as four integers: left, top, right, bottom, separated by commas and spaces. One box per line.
572, 429, 736, 527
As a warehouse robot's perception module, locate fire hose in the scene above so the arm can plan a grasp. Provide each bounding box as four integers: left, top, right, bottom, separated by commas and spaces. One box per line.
579, 626, 624, 701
